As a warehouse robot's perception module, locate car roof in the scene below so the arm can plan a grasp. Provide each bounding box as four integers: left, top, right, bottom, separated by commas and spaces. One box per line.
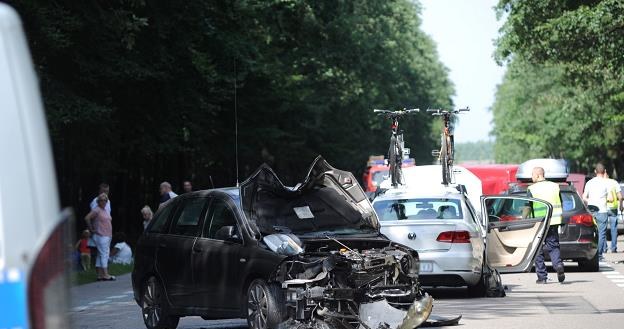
508, 183, 578, 193
373, 186, 464, 202
181, 187, 240, 199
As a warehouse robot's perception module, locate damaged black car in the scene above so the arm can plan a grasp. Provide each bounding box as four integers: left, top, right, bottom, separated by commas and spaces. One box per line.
132, 156, 551, 329
132, 157, 437, 329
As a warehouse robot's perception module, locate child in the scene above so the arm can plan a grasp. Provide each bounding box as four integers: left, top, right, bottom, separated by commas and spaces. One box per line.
75, 230, 92, 271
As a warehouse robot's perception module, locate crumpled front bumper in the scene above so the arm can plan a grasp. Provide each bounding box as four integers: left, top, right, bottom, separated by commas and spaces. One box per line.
358, 294, 434, 329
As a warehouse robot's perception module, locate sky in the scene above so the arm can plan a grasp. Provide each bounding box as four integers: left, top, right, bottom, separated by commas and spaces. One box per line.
419, 0, 506, 143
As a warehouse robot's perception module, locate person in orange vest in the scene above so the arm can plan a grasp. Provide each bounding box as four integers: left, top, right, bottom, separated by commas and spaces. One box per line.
526, 167, 565, 284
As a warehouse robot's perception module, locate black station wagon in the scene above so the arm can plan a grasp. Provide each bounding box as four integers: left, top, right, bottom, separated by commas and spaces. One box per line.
132, 157, 550, 329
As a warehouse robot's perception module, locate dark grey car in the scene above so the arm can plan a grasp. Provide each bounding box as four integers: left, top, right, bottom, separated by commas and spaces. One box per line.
131, 157, 435, 329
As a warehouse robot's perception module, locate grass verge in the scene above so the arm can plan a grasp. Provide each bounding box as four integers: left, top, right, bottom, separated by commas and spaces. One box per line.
71, 262, 134, 286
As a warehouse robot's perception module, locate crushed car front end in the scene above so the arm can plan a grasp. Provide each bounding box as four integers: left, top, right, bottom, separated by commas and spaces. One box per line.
241, 156, 435, 328
272, 238, 432, 329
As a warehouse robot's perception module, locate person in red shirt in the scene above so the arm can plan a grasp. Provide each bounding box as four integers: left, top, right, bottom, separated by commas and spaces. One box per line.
75, 229, 91, 271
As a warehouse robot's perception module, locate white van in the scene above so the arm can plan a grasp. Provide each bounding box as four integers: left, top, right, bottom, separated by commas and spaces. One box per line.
0, 4, 70, 328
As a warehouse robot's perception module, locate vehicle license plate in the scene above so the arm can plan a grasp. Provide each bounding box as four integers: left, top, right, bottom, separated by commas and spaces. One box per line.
419, 262, 433, 272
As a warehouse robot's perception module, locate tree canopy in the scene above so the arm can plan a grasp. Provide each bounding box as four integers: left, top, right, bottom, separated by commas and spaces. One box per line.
9, 0, 453, 241
492, 0, 624, 176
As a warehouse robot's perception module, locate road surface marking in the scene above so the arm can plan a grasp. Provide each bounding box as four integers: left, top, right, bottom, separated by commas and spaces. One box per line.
106, 295, 128, 300
617, 284, 624, 288
602, 271, 619, 275
604, 275, 624, 279
88, 300, 109, 306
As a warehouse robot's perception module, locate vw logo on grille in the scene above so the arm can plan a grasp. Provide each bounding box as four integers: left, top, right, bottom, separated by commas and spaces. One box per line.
408, 232, 417, 240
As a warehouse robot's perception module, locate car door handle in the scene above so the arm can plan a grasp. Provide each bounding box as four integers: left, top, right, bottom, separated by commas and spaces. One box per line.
193, 246, 203, 253
159, 243, 167, 248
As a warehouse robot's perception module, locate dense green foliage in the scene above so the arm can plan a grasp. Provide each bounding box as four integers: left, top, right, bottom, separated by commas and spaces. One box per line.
455, 141, 494, 163
492, 0, 624, 176
9, 0, 452, 240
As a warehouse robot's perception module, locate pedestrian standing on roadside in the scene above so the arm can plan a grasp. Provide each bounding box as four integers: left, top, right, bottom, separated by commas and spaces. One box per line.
525, 167, 565, 284
605, 172, 623, 253
85, 193, 115, 281
159, 181, 178, 206
182, 180, 193, 194
90, 183, 111, 214
583, 163, 610, 261
88, 183, 111, 264
141, 205, 153, 231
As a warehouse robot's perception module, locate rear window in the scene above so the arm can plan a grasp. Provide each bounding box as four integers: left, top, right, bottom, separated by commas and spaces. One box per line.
561, 191, 583, 212
512, 189, 583, 213
373, 198, 463, 221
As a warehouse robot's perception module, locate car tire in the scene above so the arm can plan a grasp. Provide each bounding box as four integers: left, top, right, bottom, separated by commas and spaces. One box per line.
467, 277, 487, 297
246, 279, 286, 329
578, 252, 599, 272
467, 266, 487, 298
141, 276, 180, 329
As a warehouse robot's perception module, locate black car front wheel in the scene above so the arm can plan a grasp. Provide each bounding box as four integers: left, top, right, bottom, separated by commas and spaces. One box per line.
141, 276, 180, 329
246, 279, 286, 329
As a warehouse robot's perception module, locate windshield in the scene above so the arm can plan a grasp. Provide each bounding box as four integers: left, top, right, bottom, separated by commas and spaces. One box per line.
374, 198, 463, 221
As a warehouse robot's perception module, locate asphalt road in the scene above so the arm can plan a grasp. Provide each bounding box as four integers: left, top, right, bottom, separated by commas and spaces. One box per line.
70, 241, 624, 329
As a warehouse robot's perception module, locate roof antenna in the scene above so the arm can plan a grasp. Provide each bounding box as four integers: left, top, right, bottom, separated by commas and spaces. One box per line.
234, 58, 240, 187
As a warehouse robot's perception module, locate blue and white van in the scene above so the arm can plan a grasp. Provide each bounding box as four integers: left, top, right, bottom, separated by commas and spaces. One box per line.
0, 3, 71, 328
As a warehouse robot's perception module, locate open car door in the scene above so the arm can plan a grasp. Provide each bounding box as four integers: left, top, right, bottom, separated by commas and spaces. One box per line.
481, 196, 552, 273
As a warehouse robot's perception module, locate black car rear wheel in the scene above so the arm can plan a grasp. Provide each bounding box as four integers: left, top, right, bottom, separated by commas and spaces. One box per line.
578, 252, 599, 272
246, 279, 286, 329
141, 276, 180, 329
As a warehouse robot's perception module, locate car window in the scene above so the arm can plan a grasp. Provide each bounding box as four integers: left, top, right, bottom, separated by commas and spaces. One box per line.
148, 202, 176, 233
373, 198, 463, 221
487, 198, 529, 222
561, 191, 585, 213
204, 198, 239, 239
170, 198, 207, 237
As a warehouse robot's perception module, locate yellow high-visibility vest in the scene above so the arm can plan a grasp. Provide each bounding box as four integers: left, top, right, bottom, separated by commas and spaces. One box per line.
608, 181, 619, 210
528, 180, 563, 226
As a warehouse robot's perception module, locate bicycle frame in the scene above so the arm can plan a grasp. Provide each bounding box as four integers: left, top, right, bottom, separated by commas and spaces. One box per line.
428, 107, 469, 185
373, 108, 419, 187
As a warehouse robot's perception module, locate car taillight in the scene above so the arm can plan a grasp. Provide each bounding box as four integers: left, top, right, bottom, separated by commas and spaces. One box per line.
569, 213, 594, 227
28, 209, 73, 329
436, 230, 471, 243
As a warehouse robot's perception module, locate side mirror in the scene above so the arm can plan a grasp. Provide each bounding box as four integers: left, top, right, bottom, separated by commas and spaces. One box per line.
214, 226, 240, 242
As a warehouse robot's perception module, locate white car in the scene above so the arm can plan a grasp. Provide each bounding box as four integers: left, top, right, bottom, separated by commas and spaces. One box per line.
0, 4, 71, 328
373, 165, 552, 296
373, 182, 487, 295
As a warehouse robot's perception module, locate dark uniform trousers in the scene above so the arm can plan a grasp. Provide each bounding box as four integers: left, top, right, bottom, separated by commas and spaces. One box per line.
535, 226, 564, 280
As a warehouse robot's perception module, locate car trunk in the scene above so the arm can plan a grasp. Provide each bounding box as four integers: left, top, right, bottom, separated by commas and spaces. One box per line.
381, 221, 457, 252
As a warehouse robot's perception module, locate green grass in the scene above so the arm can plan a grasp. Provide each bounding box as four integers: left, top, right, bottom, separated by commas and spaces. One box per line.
71, 263, 134, 286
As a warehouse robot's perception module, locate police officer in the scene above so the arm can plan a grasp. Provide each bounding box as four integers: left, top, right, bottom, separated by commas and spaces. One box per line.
526, 166, 565, 284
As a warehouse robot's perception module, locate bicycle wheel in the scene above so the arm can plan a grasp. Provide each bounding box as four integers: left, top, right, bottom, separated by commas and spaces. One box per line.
440, 134, 450, 185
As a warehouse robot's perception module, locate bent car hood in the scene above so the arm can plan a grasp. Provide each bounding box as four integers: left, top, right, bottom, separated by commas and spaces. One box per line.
240, 156, 379, 236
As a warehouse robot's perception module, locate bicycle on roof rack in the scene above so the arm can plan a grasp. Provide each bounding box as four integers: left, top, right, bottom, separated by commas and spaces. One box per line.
373, 108, 420, 188
427, 107, 470, 186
